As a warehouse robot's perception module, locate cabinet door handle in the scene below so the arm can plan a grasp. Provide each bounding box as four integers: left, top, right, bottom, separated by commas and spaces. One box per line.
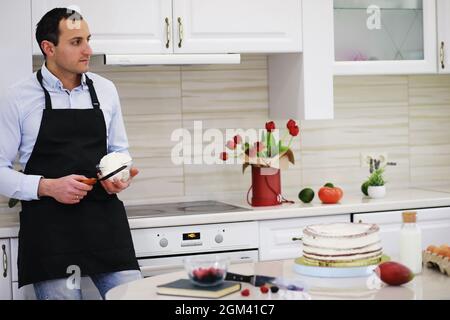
292, 237, 302, 241
440, 41, 445, 69
165, 17, 171, 49
2, 244, 7, 278
177, 17, 183, 48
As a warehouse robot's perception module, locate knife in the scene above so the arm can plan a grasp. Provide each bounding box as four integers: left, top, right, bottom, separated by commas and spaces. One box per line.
225, 272, 276, 287
98, 165, 128, 182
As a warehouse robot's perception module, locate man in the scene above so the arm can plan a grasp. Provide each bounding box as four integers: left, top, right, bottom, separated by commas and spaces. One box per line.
0, 8, 141, 299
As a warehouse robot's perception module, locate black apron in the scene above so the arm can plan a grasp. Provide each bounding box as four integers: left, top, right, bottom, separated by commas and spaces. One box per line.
18, 70, 139, 287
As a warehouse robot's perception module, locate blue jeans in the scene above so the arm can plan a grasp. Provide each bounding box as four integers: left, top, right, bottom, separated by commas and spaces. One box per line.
33, 270, 142, 300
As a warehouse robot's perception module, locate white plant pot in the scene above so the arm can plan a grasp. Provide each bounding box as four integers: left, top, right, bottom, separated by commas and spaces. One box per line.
368, 186, 386, 199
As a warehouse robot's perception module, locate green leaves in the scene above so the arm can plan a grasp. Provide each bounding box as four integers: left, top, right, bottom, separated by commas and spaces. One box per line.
283, 149, 295, 165
261, 130, 284, 158
269, 132, 277, 155
238, 120, 299, 172
367, 167, 385, 186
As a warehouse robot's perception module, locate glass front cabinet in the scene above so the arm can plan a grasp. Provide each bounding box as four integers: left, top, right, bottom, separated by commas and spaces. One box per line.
334, 0, 437, 75
437, 0, 450, 74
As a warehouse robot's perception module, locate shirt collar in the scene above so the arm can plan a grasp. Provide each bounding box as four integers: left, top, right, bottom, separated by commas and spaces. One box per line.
40, 62, 88, 91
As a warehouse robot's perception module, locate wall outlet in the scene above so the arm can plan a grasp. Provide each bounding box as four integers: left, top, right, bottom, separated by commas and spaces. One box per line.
360, 152, 388, 168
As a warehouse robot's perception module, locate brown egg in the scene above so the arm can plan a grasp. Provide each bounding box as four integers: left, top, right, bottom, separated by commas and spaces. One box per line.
444, 248, 450, 260
438, 245, 450, 259
426, 245, 437, 253
436, 245, 449, 257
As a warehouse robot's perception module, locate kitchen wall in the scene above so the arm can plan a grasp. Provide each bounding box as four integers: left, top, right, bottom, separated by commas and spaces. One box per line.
1, 55, 449, 209
84, 55, 450, 203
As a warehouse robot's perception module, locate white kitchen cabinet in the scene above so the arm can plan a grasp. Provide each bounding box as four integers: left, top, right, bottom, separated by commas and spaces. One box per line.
259, 214, 350, 261
334, 0, 437, 75
0, 239, 12, 300
12, 282, 24, 300
269, 0, 335, 120
353, 207, 450, 258
12, 283, 36, 300
10, 238, 36, 300
172, 0, 301, 53
31, 0, 172, 55
0, 0, 32, 97
437, 0, 450, 73
10, 238, 18, 284
32, 0, 302, 55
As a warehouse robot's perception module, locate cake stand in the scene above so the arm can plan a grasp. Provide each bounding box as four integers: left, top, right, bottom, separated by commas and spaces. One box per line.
292, 255, 390, 278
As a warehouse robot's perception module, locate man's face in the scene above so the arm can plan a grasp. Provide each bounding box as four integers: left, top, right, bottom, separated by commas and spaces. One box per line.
50, 18, 93, 74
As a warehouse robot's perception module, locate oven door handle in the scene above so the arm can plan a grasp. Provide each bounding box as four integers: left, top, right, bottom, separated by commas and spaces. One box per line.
139, 264, 184, 276
137, 249, 259, 277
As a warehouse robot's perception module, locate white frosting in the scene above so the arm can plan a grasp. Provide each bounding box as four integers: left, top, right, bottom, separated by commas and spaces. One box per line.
302, 223, 382, 262
303, 242, 382, 256
302, 233, 380, 249
304, 251, 382, 262
98, 152, 132, 181
305, 223, 378, 237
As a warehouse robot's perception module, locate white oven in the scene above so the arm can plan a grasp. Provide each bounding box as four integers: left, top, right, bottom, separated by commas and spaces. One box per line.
130, 221, 259, 277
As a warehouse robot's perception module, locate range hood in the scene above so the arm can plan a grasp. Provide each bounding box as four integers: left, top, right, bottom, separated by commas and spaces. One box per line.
104, 53, 241, 66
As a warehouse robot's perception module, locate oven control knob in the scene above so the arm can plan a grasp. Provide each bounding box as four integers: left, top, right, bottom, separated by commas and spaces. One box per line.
159, 238, 169, 248
214, 234, 223, 244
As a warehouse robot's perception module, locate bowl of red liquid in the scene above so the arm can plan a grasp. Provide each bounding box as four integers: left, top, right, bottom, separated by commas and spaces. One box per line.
184, 255, 229, 287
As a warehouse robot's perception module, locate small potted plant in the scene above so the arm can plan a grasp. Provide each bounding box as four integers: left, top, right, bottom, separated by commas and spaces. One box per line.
366, 167, 386, 199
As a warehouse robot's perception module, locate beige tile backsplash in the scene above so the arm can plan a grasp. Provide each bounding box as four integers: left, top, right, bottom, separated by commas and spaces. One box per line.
107, 56, 450, 202
1, 55, 449, 208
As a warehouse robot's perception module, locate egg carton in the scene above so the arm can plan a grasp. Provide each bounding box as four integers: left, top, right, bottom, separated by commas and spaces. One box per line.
422, 251, 450, 276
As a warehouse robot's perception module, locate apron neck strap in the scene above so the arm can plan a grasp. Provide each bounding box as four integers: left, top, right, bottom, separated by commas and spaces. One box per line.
84, 75, 100, 109
36, 70, 101, 110
36, 69, 52, 110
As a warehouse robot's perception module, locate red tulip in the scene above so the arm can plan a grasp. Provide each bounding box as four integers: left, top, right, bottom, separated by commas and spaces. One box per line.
265, 121, 275, 132
289, 125, 299, 137
226, 140, 236, 150
286, 119, 296, 129
219, 152, 228, 161
233, 135, 242, 145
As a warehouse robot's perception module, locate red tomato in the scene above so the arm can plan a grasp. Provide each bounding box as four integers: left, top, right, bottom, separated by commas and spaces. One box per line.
318, 186, 343, 204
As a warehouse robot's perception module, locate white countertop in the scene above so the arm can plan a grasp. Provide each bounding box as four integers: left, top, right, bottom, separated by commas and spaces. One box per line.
127, 187, 450, 229
106, 259, 450, 300
0, 211, 19, 238
1, 186, 450, 238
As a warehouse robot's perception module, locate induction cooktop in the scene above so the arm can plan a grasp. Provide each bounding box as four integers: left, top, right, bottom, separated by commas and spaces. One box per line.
126, 200, 250, 219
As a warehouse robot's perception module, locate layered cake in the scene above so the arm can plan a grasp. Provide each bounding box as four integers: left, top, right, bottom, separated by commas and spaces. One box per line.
301, 223, 383, 267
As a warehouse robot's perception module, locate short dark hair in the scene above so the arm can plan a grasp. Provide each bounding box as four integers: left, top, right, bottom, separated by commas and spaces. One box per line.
35, 8, 83, 57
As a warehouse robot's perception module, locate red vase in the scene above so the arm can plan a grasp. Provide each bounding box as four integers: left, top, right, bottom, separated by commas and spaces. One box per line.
249, 166, 282, 206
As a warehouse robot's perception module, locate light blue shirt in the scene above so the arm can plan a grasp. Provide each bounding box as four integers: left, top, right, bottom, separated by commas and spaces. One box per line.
0, 63, 129, 201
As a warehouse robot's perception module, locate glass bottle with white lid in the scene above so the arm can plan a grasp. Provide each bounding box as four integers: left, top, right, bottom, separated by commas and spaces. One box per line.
399, 211, 422, 274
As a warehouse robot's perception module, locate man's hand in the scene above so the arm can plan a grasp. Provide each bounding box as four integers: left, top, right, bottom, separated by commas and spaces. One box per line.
38, 174, 94, 204
99, 167, 139, 195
